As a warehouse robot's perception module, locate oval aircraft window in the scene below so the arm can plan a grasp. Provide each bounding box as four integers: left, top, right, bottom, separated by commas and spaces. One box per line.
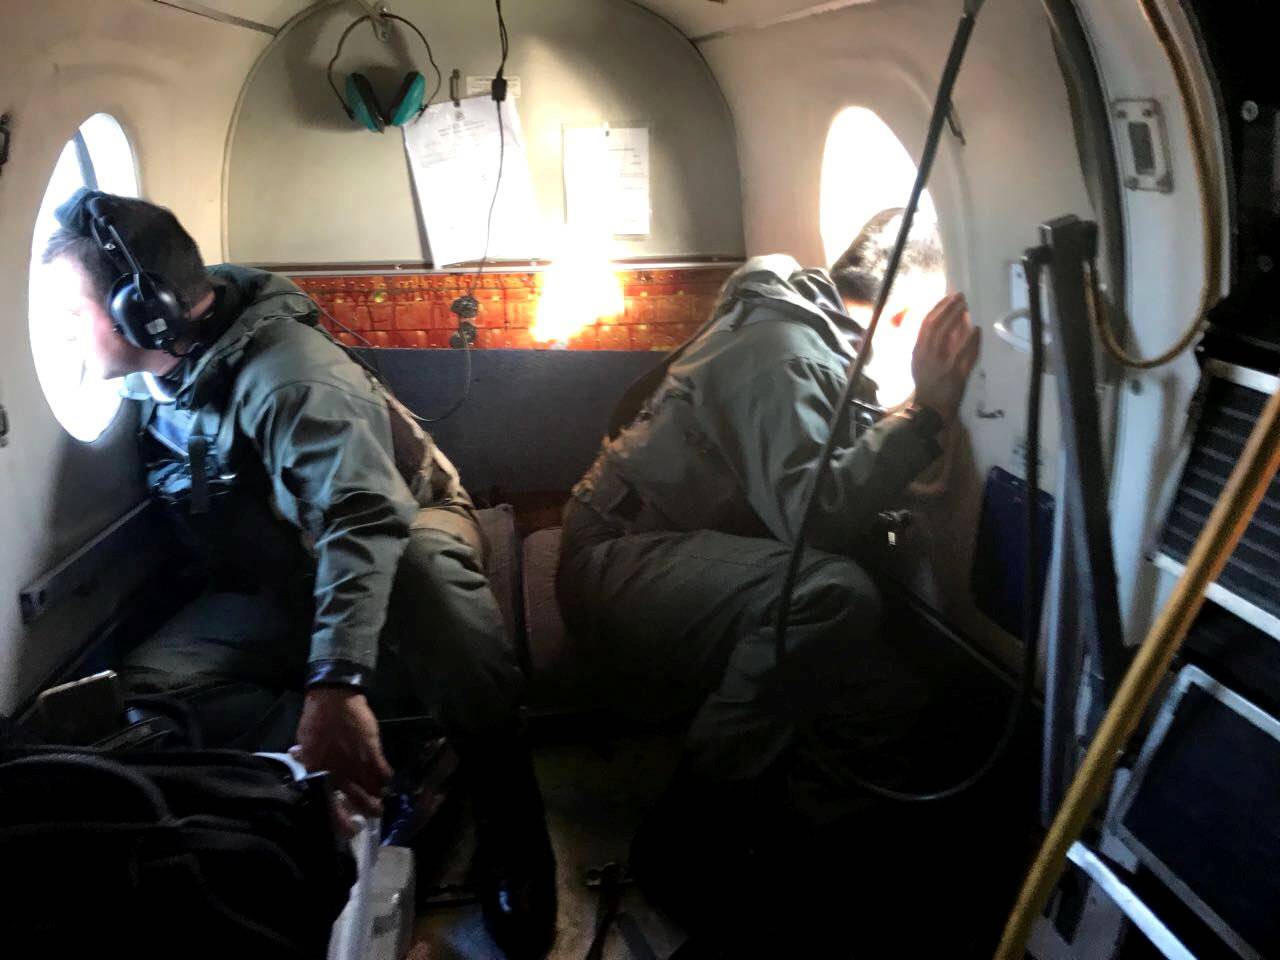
820, 107, 947, 407
28, 113, 140, 442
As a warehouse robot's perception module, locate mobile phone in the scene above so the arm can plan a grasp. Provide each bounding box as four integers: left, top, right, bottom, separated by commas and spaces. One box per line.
35, 669, 125, 745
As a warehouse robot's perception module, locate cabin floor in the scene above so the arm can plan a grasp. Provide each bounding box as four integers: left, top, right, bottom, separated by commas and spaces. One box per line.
403, 592, 1041, 959
410, 732, 687, 959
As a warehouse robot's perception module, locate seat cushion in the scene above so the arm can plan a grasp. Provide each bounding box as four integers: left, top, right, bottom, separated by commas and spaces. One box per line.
521, 528, 567, 677
475, 505, 523, 667
521, 527, 599, 711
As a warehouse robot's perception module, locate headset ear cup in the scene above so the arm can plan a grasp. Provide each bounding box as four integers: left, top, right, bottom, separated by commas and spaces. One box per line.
387, 71, 426, 127
345, 74, 386, 132
108, 276, 148, 348
109, 274, 187, 352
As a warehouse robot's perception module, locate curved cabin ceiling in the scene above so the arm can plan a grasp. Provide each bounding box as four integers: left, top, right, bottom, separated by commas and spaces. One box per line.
158, 0, 874, 39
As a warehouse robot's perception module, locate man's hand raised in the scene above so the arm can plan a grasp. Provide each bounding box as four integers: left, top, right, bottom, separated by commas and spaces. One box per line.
293, 687, 392, 832
910, 292, 981, 422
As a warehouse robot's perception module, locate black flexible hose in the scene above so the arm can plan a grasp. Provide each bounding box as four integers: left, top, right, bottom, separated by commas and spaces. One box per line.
773, 1, 1051, 802
772, 8, 981, 671
799, 249, 1045, 803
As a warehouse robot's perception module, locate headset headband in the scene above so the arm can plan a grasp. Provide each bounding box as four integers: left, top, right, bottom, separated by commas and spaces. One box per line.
325, 13, 442, 121
86, 196, 160, 305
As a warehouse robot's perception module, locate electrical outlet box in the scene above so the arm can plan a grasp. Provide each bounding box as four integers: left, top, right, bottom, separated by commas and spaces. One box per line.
1113, 98, 1173, 193
467, 75, 522, 98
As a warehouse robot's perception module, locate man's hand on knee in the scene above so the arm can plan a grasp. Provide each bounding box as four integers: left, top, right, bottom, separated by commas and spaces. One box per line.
293, 687, 392, 829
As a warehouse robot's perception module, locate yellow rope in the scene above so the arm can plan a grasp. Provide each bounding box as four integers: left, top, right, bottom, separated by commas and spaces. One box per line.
1095, 0, 1223, 370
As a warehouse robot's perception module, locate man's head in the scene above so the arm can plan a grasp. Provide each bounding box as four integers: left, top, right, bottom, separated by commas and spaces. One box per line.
40, 190, 213, 379
829, 206, 905, 323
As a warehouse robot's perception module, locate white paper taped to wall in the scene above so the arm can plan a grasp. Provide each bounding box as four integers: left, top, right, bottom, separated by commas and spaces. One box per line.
402, 96, 539, 267
563, 126, 651, 238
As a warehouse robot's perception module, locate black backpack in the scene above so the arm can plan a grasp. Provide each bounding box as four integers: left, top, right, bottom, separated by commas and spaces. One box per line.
0, 747, 355, 959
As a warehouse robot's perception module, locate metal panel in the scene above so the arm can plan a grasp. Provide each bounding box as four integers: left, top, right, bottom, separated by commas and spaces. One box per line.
1065, 843, 1196, 960
1111, 666, 1280, 959
1155, 364, 1280, 639
18, 502, 156, 625
1041, 216, 1127, 695
1152, 553, 1280, 640
1038, 216, 1129, 824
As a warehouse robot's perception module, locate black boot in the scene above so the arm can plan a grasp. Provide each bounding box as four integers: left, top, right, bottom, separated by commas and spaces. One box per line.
464, 738, 558, 959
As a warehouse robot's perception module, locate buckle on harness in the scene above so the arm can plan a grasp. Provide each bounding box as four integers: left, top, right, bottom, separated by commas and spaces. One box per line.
187, 436, 210, 515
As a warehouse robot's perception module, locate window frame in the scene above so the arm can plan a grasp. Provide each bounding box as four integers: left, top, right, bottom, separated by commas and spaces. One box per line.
27, 112, 141, 444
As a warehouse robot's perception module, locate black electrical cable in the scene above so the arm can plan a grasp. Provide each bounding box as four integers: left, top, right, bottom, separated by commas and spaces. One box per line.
772, 1, 1052, 804
467, 101, 506, 297
467, 0, 510, 298
304, 296, 472, 425
412, 0, 507, 424
411, 335, 473, 423
799, 248, 1045, 804
328, 1, 508, 424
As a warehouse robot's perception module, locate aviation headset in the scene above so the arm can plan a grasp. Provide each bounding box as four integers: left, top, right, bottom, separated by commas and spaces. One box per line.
327, 13, 442, 133
74, 193, 193, 355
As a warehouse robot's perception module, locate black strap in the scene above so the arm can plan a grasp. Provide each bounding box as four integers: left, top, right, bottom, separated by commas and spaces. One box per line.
615, 913, 658, 960
584, 862, 624, 960
187, 436, 210, 514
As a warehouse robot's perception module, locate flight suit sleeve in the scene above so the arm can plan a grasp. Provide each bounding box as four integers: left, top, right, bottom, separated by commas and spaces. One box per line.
709, 357, 941, 553
243, 381, 415, 676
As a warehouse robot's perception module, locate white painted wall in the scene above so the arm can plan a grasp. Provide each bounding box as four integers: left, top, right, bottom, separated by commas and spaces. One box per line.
226, 0, 744, 264
0, 0, 267, 712
699, 0, 1095, 661
1072, 0, 1231, 643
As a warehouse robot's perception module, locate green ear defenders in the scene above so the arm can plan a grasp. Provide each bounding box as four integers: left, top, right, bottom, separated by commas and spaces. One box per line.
327, 13, 442, 132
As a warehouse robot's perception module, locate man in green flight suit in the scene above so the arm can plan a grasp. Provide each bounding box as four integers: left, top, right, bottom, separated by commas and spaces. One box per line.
41, 190, 556, 959
557, 229, 980, 864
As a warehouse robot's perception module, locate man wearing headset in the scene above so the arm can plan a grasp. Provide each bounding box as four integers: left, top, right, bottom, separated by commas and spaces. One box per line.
41, 189, 556, 960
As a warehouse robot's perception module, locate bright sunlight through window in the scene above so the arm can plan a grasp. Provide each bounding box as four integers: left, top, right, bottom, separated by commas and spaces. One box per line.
29, 113, 140, 442
820, 107, 947, 407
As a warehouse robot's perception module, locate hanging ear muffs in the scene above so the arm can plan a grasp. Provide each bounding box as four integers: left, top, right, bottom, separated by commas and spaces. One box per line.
85, 197, 190, 354
327, 14, 442, 133
345, 73, 387, 133
386, 70, 428, 127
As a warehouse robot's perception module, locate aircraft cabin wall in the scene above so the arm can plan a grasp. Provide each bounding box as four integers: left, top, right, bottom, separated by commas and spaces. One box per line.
227, 0, 744, 263
0, 0, 1231, 713
0, 1, 267, 713
223, 0, 1095, 667
694, 0, 1092, 660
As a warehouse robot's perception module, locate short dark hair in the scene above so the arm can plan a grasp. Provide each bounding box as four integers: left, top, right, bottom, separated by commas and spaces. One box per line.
42, 193, 211, 309
830, 206, 944, 305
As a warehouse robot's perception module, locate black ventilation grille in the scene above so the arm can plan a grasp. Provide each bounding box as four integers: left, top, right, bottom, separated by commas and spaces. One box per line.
1158, 374, 1280, 627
